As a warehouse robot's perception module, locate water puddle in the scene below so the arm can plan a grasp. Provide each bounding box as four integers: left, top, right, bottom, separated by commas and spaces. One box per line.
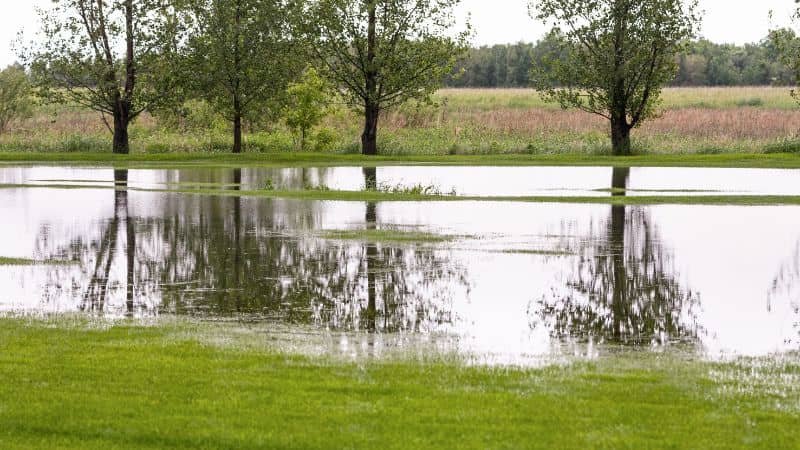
6, 165, 800, 196
1, 165, 799, 364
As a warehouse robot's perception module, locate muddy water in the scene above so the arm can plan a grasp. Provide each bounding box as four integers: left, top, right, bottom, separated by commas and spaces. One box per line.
1, 166, 799, 363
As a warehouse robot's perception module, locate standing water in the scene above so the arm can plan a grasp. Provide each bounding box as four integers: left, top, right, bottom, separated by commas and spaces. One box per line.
1, 165, 799, 364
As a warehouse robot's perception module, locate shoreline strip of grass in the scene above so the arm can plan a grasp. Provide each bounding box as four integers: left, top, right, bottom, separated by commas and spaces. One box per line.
5, 182, 800, 206
0, 257, 75, 266
2, 151, 800, 169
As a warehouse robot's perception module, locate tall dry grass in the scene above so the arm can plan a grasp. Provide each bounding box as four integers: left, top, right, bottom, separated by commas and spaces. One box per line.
3, 86, 800, 154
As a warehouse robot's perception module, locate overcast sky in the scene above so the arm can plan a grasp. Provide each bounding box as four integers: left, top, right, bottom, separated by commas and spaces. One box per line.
1, 0, 797, 68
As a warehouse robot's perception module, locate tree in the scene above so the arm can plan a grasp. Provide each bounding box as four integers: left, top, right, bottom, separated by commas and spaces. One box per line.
530, 0, 699, 155
177, 0, 302, 153
0, 65, 33, 134
770, 0, 800, 103
284, 67, 330, 150
304, 0, 470, 155
22, 0, 175, 154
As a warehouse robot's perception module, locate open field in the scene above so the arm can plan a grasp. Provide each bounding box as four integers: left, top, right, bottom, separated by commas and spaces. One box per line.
2, 87, 800, 156
0, 320, 798, 449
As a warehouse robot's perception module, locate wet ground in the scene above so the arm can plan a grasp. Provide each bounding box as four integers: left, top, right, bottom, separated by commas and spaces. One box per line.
1, 165, 799, 364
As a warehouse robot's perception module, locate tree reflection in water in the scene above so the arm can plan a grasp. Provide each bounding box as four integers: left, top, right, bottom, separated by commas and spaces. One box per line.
36, 168, 468, 331
531, 168, 702, 346
769, 240, 800, 341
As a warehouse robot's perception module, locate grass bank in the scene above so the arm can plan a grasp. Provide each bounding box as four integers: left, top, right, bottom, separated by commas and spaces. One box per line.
2, 151, 800, 169
0, 320, 797, 449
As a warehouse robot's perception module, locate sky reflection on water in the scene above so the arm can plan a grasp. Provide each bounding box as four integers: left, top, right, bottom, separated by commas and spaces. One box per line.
1, 165, 799, 363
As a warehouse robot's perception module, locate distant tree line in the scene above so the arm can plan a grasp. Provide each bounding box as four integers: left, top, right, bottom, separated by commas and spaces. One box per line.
446, 35, 796, 88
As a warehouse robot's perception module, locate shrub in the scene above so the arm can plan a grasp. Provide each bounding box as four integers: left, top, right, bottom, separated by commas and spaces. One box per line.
284, 68, 331, 150
764, 140, 800, 154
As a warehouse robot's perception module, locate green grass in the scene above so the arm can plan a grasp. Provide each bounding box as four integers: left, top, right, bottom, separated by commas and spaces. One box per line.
0, 320, 798, 449
0, 257, 39, 266
320, 229, 456, 243
7, 182, 800, 206
0, 257, 74, 266
3, 151, 800, 169
436, 87, 800, 110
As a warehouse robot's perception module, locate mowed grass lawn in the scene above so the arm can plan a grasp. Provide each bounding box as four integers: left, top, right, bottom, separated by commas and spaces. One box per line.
0, 320, 798, 449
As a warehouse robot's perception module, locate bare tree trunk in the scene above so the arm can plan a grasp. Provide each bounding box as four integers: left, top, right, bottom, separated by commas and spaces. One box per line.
610, 118, 631, 156
362, 104, 379, 156
114, 0, 136, 155
362, 1, 379, 156
112, 104, 131, 155
233, 112, 243, 154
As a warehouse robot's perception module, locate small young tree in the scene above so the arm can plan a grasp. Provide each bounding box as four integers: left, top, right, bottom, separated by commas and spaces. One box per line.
178, 0, 302, 153
284, 68, 330, 151
531, 0, 700, 155
21, 0, 174, 154
0, 65, 33, 134
304, 0, 470, 155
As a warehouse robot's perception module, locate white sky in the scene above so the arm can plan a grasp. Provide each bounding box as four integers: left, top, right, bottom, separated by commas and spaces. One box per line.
1, 0, 797, 68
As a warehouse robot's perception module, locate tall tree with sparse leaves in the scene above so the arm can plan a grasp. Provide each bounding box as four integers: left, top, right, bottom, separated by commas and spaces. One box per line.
304, 0, 470, 155
21, 0, 177, 154
531, 0, 699, 155
177, 0, 302, 153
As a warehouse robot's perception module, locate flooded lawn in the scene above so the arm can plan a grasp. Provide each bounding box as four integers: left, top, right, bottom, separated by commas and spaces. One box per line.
7, 165, 800, 196
1, 165, 799, 364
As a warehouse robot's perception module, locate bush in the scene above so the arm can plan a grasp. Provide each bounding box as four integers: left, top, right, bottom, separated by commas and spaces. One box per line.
311, 128, 338, 152
735, 97, 764, 107
152, 99, 227, 132
62, 134, 108, 153
764, 140, 800, 154
246, 132, 295, 153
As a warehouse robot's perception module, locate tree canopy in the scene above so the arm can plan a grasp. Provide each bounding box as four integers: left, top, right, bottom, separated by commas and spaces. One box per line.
174, 0, 303, 153
303, 0, 470, 155
21, 0, 177, 154
531, 0, 700, 155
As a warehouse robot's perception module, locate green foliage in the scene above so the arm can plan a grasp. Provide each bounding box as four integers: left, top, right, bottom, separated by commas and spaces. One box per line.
174, 0, 304, 152
445, 36, 797, 89
305, 0, 470, 110
284, 68, 331, 150
0, 66, 32, 134
532, 0, 700, 155
311, 128, 339, 152
771, 14, 800, 105
674, 38, 795, 87
532, 0, 699, 122
764, 139, 800, 154
303, 0, 471, 154
20, 0, 180, 153
152, 99, 228, 132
